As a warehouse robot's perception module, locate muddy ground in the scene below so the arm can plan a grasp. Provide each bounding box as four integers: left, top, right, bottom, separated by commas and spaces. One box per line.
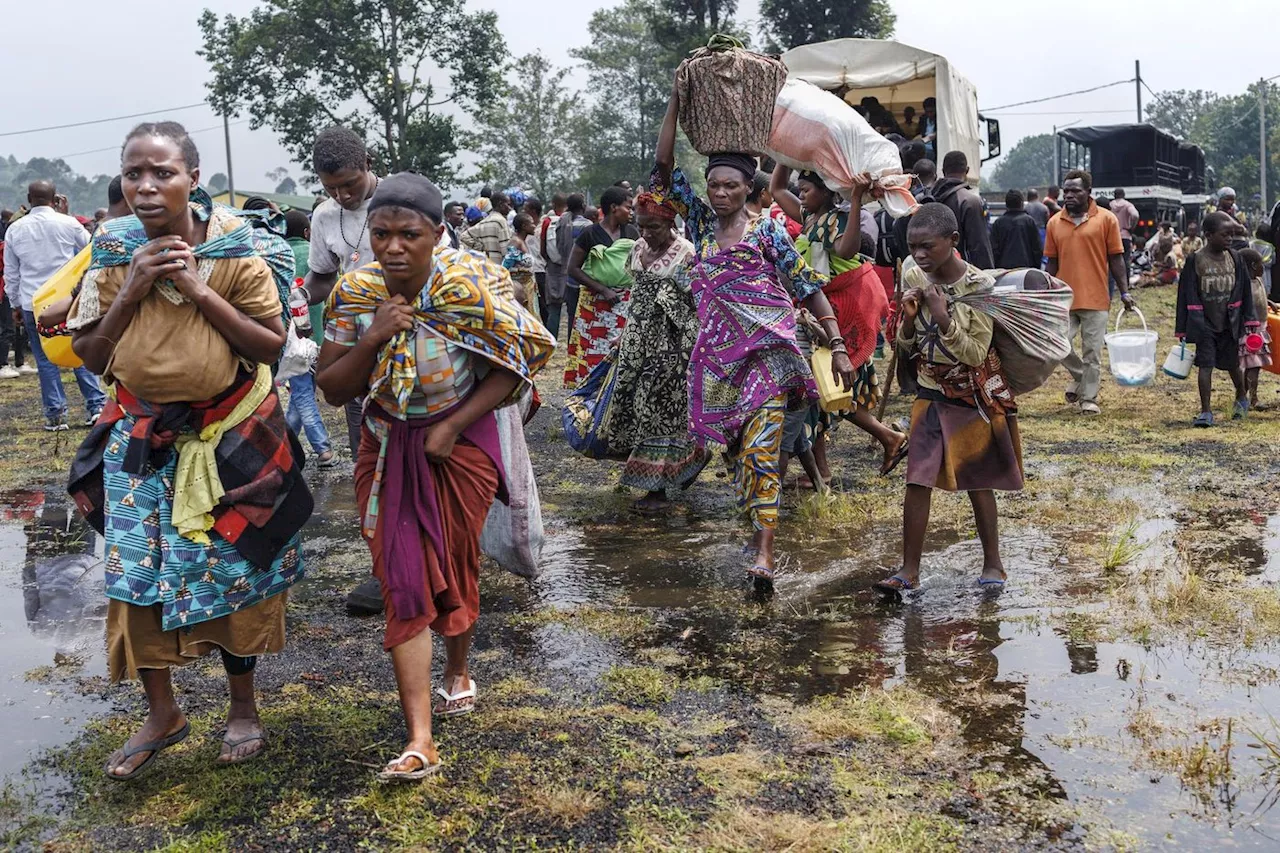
3, 284, 1280, 851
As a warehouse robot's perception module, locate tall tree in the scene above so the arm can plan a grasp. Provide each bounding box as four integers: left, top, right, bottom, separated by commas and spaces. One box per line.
1145, 90, 1222, 141
649, 0, 746, 77
758, 0, 895, 53
988, 134, 1055, 191
198, 0, 505, 188
276, 176, 299, 195
1147, 83, 1280, 211
571, 0, 670, 194
207, 172, 229, 192
471, 53, 583, 201
0, 155, 113, 216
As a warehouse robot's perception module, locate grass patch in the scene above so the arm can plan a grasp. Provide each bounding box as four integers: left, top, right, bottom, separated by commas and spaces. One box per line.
510, 606, 653, 641
775, 686, 954, 746
1102, 518, 1147, 570
602, 665, 673, 706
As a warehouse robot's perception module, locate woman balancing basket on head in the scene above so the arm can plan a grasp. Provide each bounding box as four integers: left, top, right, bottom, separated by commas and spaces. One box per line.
655, 68, 857, 587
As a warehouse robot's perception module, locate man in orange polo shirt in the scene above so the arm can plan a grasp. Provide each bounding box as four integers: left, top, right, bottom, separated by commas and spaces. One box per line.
1045, 170, 1135, 415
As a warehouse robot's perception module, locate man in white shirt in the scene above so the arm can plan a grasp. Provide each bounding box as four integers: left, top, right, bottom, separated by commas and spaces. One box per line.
301, 127, 385, 615
2, 181, 106, 430
301, 126, 379, 456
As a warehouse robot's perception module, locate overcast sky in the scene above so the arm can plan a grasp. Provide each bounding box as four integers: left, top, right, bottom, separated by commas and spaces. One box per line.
3, 0, 1276, 196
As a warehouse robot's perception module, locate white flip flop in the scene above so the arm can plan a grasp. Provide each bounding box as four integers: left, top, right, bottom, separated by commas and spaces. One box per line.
377, 749, 441, 783
432, 679, 477, 717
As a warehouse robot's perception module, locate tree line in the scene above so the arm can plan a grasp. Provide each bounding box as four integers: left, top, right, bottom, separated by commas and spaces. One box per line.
199, 0, 894, 200
3, 0, 892, 213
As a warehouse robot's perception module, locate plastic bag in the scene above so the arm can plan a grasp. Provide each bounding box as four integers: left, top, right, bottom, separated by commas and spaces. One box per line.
954, 269, 1073, 395
676, 35, 787, 156
764, 79, 918, 218
480, 404, 545, 579
31, 245, 90, 369
275, 321, 319, 381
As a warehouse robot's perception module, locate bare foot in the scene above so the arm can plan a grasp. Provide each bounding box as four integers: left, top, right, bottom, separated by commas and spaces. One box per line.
633, 491, 669, 513
217, 701, 265, 764
106, 711, 187, 778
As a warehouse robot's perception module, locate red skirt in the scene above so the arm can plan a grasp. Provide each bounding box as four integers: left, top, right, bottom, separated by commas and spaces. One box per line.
355, 428, 498, 650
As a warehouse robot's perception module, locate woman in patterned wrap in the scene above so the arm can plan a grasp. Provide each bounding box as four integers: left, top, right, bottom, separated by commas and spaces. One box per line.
654, 81, 856, 587
317, 173, 553, 783
601, 191, 710, 511
67, 123, 309, 779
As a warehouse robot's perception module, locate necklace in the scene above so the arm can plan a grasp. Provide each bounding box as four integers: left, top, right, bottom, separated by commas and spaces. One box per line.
338, 176, 380, 268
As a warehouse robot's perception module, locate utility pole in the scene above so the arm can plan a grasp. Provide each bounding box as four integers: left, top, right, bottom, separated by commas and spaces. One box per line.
1261, 79, 1268, 214
221, 113, 236, 204
1135, 60, 1142, 123
1053, 125, 1060, 187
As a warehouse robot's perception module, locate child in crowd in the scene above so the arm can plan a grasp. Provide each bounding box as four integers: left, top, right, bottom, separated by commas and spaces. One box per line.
875, 204, 1022, 599
1176, 211, 1258, 427
1239, 248, 1274, 410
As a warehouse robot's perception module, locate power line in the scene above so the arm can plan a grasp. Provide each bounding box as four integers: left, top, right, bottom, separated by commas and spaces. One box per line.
987, 109, 1134, 116
982, 79, 1134, 112
0, 102, 208, 139
55, 119, 250, 160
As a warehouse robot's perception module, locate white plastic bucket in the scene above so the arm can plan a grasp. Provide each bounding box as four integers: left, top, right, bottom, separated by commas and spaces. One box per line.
1162, 341, 1195, 379
1105, 307, 1158, 387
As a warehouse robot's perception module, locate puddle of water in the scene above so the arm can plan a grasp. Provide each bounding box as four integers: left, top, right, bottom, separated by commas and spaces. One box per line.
0, 491, 112, 778
498, 495, 1280, 846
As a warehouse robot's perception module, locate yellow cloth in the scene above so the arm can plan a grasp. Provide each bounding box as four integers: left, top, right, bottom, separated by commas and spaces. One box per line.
170, 364, 273, 544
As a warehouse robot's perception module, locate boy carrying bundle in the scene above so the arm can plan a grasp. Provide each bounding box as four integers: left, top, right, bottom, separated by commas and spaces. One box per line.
875, 204, 1024, 599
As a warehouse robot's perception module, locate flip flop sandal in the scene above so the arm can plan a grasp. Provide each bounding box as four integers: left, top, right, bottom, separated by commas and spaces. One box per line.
873, 574, 917, 600
880, 435, 910, 477
977, 577, 1007, 591
377, 750, 441, 783
1192, 412, 1215, 428
433, 680, 477, 717
1233, 399, 1250, 420
218, 733, 267, 766
104, 720, 191, 782
746, 563, 776, 582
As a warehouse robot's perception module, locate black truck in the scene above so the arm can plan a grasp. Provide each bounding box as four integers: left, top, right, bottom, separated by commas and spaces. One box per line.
1057, 124, 1203, 242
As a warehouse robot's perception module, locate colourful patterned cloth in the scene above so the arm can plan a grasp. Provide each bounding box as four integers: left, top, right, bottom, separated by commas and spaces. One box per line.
84, 187, 295, 334
659, 166, 823, 446
326, 249, 553, 421
68, 371, 310, 632
325, 248, 554, 541
502, 243, 540, 314
797, 208, 889, 374
732, 393, 787, 530
563, 240, 636, 388
607, 237, 711, 491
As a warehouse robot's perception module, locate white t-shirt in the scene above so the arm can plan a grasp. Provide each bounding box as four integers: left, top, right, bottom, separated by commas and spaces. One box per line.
308, 195, 375, 277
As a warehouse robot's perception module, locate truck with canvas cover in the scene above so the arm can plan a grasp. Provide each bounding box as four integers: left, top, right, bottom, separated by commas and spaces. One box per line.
779, 38, 1001, 182
1057, 124, 1187, 240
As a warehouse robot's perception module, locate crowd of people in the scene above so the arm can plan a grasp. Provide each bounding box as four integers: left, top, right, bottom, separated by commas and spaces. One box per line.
2, 56, 1276, 790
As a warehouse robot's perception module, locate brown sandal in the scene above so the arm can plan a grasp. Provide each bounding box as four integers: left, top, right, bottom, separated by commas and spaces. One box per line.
879, 434, 909, 476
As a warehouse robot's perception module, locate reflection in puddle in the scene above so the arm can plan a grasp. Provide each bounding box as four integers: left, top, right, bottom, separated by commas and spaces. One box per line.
503, 500, 1280, 845
0, 491, 112, 778
5, 468, 1279, 846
